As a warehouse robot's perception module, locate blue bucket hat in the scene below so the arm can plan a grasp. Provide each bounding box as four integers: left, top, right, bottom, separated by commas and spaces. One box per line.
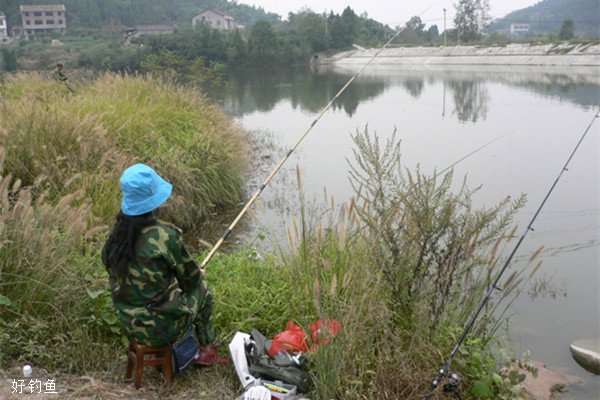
120, 163, 172, 216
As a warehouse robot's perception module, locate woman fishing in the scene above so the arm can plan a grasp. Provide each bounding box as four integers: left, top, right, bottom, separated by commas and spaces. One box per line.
102, 163, 228, 367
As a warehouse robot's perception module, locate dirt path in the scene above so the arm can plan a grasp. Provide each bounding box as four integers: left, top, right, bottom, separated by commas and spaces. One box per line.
1, 364, 239, 399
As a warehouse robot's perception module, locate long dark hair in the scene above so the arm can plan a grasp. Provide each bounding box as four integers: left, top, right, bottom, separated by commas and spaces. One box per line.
102, 211, 156, 278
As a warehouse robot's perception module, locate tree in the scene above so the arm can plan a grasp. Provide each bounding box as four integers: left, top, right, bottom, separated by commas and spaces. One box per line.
425, 25, 439, 43
247, 21, 280, 66
406, 16, 425, 35
328, 7, 358, 49
394, 15, 427, 45
226, 29, 247, 66
297, 12, 327, 52
454, 0, 490, 42
558, 19, 575, 40
1, 48, 18, 72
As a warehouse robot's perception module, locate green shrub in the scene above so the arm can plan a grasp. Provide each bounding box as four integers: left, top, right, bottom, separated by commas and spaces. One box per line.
245, 129, 527, 399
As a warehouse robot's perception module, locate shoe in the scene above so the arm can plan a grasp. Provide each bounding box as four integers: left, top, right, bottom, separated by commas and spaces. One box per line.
194, 345, 229, 366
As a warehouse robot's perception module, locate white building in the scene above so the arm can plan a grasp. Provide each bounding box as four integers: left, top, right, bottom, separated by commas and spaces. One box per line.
0, 13, 8, 44
192, 9, 237, 30
510, 23, 530, 35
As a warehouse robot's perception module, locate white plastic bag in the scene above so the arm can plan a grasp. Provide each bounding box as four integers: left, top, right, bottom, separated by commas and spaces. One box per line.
229, 331, 257, 389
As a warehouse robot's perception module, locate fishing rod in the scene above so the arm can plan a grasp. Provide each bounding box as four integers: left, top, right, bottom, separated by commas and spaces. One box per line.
423, 109, 600, 399
199, 3, 438, 270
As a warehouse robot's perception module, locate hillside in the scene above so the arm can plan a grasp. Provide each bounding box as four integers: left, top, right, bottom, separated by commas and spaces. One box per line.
489, 0, 599, 38
0, 0, 280, 32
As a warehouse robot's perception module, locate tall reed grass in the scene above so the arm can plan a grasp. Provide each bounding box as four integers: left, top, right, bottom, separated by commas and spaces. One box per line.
0, 73, 248, 231
0, 152, 120, 372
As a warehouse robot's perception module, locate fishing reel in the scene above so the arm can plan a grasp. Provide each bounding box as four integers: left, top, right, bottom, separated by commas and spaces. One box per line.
442, 371, 463, 399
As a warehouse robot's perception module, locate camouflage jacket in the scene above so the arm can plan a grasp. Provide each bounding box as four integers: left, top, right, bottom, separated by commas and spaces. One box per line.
108, 221, 203, 347
52, 68, 68, 82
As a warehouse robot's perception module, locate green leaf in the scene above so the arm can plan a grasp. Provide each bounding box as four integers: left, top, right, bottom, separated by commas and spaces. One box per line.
508, 370, 519, 385
492, 373, 503, 386
471, 381, 492, 398
101, 314, 118, 325
0, 294, 13, 307
518, 373, 527, 383
86, 288, 105, 299
531, 368, 539, 379
0, 293, 17, 310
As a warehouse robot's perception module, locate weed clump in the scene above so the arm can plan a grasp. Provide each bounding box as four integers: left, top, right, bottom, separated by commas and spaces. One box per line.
0, 160, 120, 372
212, 129, 527, 399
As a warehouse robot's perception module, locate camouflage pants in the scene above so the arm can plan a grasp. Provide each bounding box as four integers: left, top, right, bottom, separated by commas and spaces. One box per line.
191, 279, 215, 346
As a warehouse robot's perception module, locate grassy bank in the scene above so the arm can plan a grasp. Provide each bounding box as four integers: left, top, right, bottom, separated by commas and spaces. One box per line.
0, 74, 529, 399
0, 73, 248, 230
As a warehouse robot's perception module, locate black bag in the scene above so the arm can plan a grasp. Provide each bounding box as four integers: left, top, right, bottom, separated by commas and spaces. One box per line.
171, 328, 200, 373
246, 329, 312, 393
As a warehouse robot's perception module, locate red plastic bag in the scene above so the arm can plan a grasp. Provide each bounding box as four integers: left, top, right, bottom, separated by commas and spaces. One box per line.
310, 319, 342, 345
267, 320, 309, 357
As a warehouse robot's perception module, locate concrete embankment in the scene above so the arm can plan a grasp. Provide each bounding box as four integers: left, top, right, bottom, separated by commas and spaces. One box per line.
322, 43, 600, 67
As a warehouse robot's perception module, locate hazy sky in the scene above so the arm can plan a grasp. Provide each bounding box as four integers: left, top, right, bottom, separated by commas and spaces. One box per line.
238, 0, 542, 27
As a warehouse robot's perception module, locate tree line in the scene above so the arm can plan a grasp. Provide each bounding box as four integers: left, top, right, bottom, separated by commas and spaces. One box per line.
76, 7, 391, 79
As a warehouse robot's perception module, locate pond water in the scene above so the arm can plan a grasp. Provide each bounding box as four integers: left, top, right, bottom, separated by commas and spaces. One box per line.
214, 64, 600, 399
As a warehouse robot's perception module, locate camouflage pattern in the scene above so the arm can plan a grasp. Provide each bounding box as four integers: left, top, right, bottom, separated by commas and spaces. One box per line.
108, 221, 215, 347
52, 67, 68, 82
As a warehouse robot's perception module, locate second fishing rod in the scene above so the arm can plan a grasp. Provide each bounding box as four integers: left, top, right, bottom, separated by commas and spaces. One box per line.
423, 109, 600, 399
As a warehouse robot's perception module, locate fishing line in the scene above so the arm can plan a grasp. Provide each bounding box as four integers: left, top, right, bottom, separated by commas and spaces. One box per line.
200, 3, 439, 270
423, 109, 600, 399
435, 132, 509, 178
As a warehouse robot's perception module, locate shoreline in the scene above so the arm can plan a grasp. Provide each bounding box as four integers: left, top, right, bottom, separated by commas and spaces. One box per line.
321, 43, 600, 67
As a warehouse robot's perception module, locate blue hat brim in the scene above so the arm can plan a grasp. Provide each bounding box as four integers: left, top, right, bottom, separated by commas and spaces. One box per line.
121, 175, 173, 216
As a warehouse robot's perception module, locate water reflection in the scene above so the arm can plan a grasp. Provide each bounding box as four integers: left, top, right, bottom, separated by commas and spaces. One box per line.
217, 68, 387, 117
448, 80, 489, 123
216, 65, 599, 124
400, 78, 425, 99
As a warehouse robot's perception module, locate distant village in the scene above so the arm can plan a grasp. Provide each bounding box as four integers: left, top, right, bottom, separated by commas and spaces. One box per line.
0, 4, 246, 46
0, 3, 535, 48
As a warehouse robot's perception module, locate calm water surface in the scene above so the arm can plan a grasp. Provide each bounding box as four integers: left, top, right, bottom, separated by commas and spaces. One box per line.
215, 65, 600, 399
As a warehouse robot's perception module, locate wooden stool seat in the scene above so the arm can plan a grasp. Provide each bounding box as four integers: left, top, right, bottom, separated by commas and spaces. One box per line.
126, 342, 173, 389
